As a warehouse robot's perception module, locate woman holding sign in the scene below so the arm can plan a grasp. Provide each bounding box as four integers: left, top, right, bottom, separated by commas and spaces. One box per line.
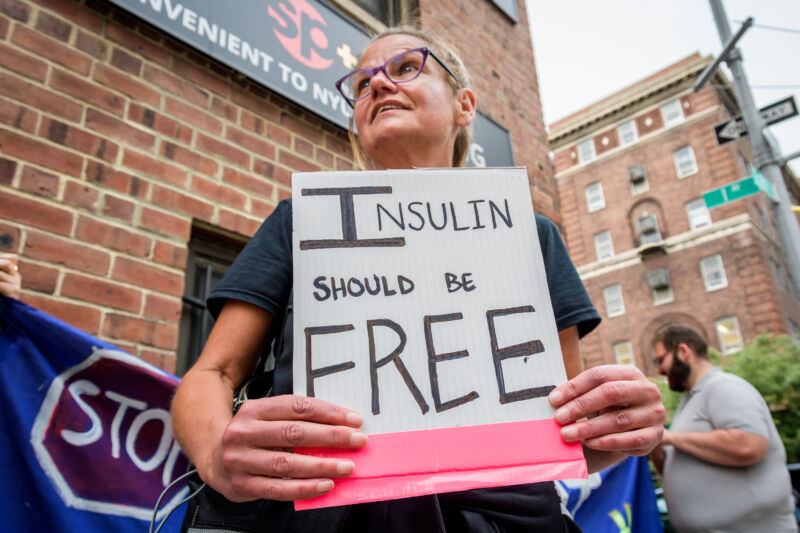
172, 26, 664, 532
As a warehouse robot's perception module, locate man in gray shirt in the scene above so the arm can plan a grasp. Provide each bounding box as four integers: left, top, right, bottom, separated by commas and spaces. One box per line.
649, 324, 796, 532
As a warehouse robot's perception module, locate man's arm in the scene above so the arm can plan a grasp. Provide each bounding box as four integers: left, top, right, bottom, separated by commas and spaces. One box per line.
648, 443, 666, 475
661, 428, 768, 467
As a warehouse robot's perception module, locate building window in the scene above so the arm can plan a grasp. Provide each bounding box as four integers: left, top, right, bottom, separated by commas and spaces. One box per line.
594, 230, 614, 261
700, 254, 727, 291
753, 204, 774, 238
618, 120, 638, 146
350, 0, 408, 25
715, 316, 743, 354
686, 198, 712, 230
648, 268, 674, 305
603, 284, 625, 317
489, 0, 519, 22
176, 231, 243, 375
613, 341, 635, 365
628, 164, 649, 196
771, 258, 789, 292
585, 181, 605, 212
789, 319, 800, 344
673, 145, 698, 178
578, 138, 596, 164
661, 99, 684, 127
637, 214, 661, 244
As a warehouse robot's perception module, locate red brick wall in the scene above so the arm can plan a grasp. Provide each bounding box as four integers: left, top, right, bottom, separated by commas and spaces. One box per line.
582, 228, 800, 371
557, 109, 753, 266
0, 0, 354, 371
1, 0, 555, 370
420, 0, 559, 221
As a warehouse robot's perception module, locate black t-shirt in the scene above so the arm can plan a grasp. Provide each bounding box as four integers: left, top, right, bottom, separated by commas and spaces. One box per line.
200, 199, 599, 532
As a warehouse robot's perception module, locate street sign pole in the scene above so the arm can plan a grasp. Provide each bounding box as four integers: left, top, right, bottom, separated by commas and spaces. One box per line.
706, 0, 800, 294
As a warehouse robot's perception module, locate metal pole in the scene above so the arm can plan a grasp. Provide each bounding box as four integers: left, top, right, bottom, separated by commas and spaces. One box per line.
708, 0, 800, 295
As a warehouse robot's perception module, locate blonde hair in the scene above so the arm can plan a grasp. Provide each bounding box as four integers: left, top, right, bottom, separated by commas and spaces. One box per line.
347, 26, 473, 169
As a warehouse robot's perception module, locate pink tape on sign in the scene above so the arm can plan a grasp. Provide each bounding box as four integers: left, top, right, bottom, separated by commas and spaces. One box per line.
294, 417, 586, 510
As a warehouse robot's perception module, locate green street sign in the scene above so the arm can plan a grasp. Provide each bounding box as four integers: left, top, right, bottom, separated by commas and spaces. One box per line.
703, 167, 775, 209
703, 188, 726, 208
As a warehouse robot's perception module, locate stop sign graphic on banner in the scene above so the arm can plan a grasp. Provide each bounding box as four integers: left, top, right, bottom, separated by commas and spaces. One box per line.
30, 348, 189, 519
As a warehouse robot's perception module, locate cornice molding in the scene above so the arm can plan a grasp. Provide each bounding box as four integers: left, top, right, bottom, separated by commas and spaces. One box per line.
549, 55, 718, 146
554, 105, 721, 180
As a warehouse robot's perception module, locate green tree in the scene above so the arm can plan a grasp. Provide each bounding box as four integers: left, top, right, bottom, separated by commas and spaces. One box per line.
651, 334, 800, 463
723, 334, 800, 463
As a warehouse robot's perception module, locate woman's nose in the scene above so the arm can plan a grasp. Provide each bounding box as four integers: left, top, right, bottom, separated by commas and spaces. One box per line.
369, 68, 398, 95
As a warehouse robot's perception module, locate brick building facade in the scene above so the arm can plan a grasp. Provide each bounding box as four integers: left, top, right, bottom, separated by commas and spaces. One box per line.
0, 0, 556, 374
550, 53, 800, 375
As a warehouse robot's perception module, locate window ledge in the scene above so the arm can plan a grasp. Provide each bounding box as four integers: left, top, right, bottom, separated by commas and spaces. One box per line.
638, 241, 667, 260
704, 284, 728, 292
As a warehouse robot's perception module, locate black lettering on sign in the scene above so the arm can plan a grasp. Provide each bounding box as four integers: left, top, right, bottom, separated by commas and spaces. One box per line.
486, 306, 552, 404
331, 277, 347, 300
489, 199, 512, 229
312, 275, 330, 301
364, 275, 381, 295
311, 274, 415, 301
377, 202, 404, 231
407, 202, 425, 231
450, 202, 469, 231
347, 277, 365, 296
427, 202, 447, 230
368, 319, 429, 415
305, 324, 355, 397
398, 275, 414, 295
468, 199, 486, 229
381, 276, 396, 296
424, 313, 479, 413
444, 272, 476, 293
300, 187, 405, 249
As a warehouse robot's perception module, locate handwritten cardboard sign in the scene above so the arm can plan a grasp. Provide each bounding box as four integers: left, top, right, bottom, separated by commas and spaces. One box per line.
292, 167, 586, 510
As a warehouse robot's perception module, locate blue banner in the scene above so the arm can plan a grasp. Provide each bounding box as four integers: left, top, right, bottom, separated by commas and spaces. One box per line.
0, 297, 189, 533
557, 456, 663, 533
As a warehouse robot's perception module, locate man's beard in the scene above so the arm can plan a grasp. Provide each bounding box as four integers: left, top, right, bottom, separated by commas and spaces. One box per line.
668, 356, 692, 392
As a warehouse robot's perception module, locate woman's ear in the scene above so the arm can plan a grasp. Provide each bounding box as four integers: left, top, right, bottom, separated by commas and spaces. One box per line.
454, 87, 476, 127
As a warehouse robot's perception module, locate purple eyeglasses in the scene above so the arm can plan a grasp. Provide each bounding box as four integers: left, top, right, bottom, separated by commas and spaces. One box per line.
335, 47, 460, 108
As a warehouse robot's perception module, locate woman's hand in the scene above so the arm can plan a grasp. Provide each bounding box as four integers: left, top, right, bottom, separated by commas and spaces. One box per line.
0, 253, 21, 299
203, 394, 367, 503
548, 365, 664, 457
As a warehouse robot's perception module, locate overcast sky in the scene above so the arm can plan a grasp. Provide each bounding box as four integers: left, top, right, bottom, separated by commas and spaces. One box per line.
526, 0, 800, 174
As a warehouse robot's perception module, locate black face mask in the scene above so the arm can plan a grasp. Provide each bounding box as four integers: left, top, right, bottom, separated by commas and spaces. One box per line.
668, 354, 692, 392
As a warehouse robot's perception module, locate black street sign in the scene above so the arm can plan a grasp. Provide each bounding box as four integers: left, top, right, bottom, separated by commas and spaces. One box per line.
714, 96, 798, 145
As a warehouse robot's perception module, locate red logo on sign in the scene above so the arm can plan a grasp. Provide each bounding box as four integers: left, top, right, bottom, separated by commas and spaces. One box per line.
31, 349, 190, 519
268, 0, 333, 70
